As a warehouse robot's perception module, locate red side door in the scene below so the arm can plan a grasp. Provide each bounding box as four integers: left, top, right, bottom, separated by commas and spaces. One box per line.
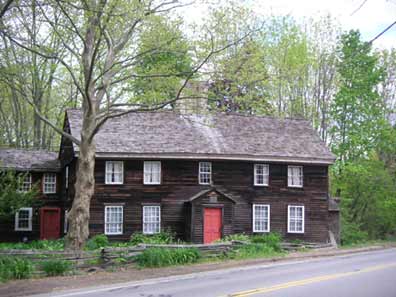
40, 207, 61, 240
204, 208, 222, 244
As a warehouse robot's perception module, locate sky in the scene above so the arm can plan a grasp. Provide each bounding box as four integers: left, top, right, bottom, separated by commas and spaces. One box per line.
183, 0, 396, 49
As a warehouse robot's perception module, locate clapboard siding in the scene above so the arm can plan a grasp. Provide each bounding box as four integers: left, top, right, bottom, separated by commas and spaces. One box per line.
84, 159, 331, 243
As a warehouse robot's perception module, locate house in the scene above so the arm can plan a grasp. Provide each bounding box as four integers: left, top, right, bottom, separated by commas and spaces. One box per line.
0, 108, 339, 243
0, 149, 64, 241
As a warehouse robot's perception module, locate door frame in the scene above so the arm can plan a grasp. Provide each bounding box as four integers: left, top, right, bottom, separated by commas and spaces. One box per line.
202, 205, 224, 244
40, 207, 61, 240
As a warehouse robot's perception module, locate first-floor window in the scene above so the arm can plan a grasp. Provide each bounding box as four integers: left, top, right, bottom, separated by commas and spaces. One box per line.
253, 204, 270, 232
15, 208, 33, 231
43, 173, 57, 193
143, 205, 161, 234
288, 205, 305, 233
105, 205, 123, 235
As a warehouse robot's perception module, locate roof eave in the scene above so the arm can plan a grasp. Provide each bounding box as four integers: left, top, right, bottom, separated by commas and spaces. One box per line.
74, 151, 336, 165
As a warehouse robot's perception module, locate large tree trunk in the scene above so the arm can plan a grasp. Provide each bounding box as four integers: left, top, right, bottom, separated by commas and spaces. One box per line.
65, 113, 96, 251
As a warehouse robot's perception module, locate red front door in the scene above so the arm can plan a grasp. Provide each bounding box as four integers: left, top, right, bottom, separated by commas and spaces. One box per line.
204, 208, 222, 244
40, 207, 61, 240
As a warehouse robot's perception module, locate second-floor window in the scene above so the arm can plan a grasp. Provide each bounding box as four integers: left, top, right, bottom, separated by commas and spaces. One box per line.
105, 161, 124, 184
144, 161, 161, 185
288, 166, 303, 188
19, 173, 32, 192
43, 173, 56, 193
254, 164, 269, 186
199, 162, 212, 185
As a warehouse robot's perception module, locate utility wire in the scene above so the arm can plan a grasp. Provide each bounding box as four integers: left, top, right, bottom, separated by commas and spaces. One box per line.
350, 0, 368, 16
369, 20, 396, 44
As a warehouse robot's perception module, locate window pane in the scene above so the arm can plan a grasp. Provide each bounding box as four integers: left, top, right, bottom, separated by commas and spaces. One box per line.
253, 205, 269, 232
199, 162, 211, 184
144, 162, 161, 184
105, 206, 123, 235
143, 206, 161, 234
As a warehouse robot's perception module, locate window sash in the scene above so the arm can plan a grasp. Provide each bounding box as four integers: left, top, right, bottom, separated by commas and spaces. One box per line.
19, 173, 32, 192
199, 162, 212, 185
15, 208, 33, 231
288, 166, 303, 187
43, 173, 56, 193
254, 164, 269, 186
105, 161, 124, 184
253, 204, 270, 232
288, 205, 305, 233
104, 206, 123, 235
143, 206, 161, 234
143, 161, 161, 185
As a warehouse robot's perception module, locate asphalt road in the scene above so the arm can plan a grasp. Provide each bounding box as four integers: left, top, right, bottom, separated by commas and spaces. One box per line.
36, 248, 396, 297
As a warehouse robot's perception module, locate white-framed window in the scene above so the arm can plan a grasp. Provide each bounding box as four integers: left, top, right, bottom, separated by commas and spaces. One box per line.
253, 204, 270, 232
288, 205, 305, 233
19, 173, 32, 192
105, 161, 124, 184
288, 166, 303, 188
104, 205, 123, 235
199, 162, 212, 185
143, 161, 161, 185
65, 166, 69, 189
15, 208, 33, 231
143, 205, 161, 234
64, 210, 68, 234
254, 164, 269, 186
43, 173, 56, 193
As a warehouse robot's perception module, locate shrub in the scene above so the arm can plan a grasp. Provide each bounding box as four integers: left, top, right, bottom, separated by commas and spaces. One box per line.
251, 232, 282, 251
0, 239, 64, 251
0, 257, 34, 281
136, 247, 201, 267
341, 222, 369, 246
227, 243, 281, 260
130, 230, 175, 245
85, 234, 109, 250
218, 233, 251, 243
41, 260, 72, 277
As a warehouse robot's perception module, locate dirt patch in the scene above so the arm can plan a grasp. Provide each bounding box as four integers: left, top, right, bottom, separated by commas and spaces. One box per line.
1, 244, 394, 297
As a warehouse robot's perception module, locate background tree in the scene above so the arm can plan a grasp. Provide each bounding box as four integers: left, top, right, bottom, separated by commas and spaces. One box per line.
330, 30, 385, 162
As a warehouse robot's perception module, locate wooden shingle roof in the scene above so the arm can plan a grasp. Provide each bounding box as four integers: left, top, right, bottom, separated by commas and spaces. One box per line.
67, 109, 336, 164
0, 148, 60, 172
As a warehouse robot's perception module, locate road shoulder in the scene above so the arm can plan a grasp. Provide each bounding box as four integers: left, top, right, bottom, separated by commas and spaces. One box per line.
1, 244, 395, 297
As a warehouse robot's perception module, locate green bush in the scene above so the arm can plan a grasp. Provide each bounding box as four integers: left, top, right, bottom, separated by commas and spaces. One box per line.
136, 247, 201, 267
227, 243, 281, 260
217, 233, 251, 243
251, 232, 282, 251
0, 239, 64, 251
130, 230, 175, 245
341, 222, 369, 246
85, 234, 109, 250
0, 257, 34, 281
41, 260, 72, 277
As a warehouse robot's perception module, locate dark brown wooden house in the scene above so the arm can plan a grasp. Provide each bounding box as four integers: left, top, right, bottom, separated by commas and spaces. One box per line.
1, 109, 340, 243
0, 149, 65, 241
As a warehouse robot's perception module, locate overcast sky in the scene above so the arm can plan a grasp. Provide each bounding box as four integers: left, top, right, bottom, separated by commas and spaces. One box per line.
184, 0, 396, 49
